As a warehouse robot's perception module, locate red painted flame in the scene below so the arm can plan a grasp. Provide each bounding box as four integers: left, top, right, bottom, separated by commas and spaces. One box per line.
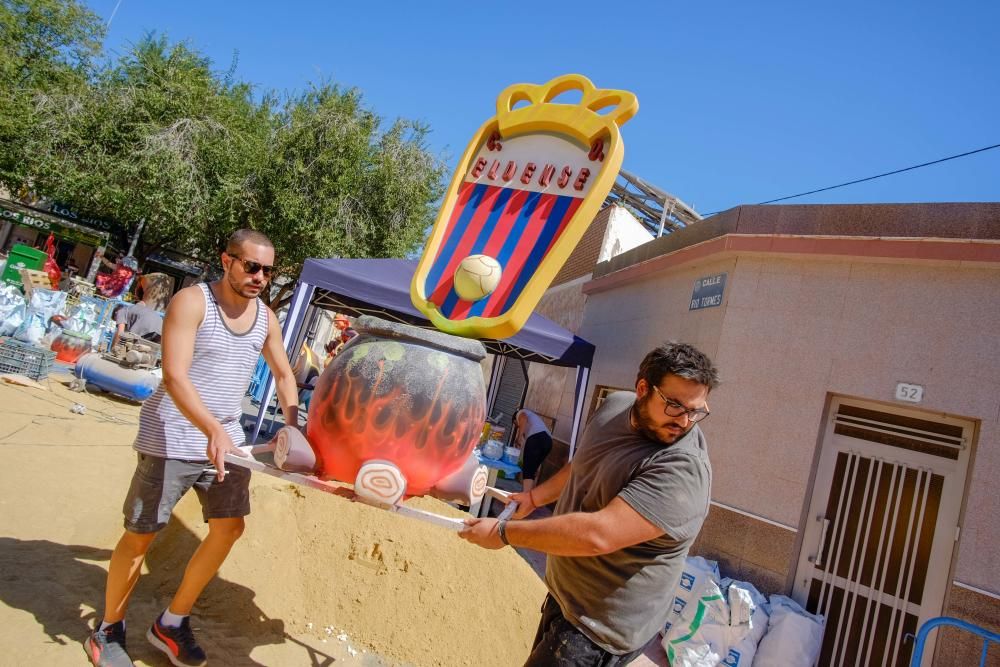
307, 354, 485, 497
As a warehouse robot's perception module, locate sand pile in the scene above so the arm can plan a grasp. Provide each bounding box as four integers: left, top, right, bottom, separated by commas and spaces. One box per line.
0, 377, 547, 666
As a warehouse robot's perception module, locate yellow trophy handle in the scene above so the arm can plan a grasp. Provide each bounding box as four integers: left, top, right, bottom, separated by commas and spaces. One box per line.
496, 73, 639, 132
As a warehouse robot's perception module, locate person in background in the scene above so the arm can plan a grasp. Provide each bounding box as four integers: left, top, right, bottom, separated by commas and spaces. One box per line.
111, 274, 169, 348
512, 408, 553, 494
460, 342, 719, 667
323, 313, 358, 364
85, 229, 300, 667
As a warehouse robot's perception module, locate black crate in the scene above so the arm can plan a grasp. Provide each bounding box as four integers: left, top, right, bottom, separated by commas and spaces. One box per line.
0, 338, 56, 380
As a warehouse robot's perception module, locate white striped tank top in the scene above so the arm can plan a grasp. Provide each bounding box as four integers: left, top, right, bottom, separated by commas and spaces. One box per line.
133, 283, 268, 460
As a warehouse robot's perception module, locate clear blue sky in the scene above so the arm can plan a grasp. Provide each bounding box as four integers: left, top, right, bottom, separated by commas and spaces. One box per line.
87, 0, 999, 216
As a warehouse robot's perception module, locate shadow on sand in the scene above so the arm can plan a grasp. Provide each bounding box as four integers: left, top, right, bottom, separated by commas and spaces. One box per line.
0, 517, 343, 666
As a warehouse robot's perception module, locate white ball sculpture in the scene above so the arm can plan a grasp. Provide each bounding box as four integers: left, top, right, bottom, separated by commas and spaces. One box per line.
453, 254, 502, 301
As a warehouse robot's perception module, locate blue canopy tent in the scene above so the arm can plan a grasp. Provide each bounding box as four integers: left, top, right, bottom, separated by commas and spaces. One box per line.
251, 258, 595, 457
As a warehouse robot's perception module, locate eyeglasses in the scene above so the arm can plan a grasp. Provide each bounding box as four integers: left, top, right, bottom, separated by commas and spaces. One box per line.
651, 385, 710, 423
228, 254, 274, 277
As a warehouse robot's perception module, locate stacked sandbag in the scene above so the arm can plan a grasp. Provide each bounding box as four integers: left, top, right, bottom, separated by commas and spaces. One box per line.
662, 577, 730, 666
662, 556, 722, 636
661, 575, 771, 667
751, 595, 824, 667
660, 556, 825, 667
719, 579, 769, 666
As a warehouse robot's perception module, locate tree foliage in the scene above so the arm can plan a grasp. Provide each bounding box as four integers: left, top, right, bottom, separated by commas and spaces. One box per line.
0, 0, 104, 187
3, 2, 446, 307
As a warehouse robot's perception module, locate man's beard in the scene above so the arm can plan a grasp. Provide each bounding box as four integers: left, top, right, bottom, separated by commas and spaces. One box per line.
227, 274, 263, 299
632, 396, 691, 445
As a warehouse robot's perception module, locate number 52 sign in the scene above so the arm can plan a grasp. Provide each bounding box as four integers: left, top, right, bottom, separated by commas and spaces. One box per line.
895, 382, 924, 403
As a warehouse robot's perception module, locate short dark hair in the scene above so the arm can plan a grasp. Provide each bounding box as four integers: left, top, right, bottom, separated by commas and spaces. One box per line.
636, 342, 720, 391
226, 229, 273, 256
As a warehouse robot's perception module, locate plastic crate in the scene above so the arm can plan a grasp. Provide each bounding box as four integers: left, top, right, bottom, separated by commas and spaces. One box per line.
0, 338, 57, 380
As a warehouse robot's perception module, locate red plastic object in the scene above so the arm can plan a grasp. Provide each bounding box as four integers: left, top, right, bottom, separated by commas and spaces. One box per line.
51, 331, 91, 363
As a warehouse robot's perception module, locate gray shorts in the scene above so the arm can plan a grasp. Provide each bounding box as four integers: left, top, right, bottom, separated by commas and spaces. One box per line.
123, 452, 251, 533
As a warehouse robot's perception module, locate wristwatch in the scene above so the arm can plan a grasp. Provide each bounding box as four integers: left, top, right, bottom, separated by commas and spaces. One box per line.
497, 519, 510, 546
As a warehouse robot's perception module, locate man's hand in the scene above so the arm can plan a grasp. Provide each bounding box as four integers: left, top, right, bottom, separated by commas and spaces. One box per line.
508, 490, 537, 519
458, 517, 504, 549
206, 426, 247, 481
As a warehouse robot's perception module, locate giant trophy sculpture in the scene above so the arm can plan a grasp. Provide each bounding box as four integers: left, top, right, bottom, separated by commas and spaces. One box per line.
262, 75, 638, 510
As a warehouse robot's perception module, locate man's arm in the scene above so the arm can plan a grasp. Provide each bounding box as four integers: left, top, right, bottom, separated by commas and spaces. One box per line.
507, 459, 572, 519
260, 309, 299, 429
459, 496, 664, 556
160, 287, 244, 480
111, 321, 126, 349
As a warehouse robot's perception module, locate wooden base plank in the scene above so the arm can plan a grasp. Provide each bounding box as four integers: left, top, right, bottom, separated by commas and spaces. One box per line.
223, 452, 467, 532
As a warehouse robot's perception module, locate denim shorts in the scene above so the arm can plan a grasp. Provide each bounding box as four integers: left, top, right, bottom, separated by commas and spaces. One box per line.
122, 452, 251, 533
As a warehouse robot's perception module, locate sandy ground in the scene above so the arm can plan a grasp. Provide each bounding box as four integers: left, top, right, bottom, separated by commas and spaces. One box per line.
0, 374, 550, 666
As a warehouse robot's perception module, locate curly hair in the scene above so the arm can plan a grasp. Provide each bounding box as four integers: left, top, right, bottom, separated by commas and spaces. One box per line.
636, 342, 720, 391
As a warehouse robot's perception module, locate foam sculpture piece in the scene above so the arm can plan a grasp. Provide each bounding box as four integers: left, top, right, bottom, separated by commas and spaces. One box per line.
273, 316, 490, 506
268, 75, 636, 509
411, 73, 638, 340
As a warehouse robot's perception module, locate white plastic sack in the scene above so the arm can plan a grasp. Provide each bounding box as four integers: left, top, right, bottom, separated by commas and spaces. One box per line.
0, 303, 25, 336
662, 578, 730, 666
14, 289, 67, 345
663, 556, 721, 634
64, 301, 101, 337
0, 285, 26, 335
751, 595, 824, 667
718, 579, 770, 667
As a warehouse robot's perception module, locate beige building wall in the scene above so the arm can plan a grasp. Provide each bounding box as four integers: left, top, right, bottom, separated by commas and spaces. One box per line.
526, 205, 653, 445
584, 251, 1000, 573
580, 239, 1000, 663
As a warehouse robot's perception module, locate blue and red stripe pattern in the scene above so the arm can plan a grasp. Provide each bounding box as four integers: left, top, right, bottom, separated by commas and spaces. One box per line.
423, 182, 582, 321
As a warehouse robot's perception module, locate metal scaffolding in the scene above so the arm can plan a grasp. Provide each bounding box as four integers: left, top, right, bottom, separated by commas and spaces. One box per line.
605, 169, 702, 237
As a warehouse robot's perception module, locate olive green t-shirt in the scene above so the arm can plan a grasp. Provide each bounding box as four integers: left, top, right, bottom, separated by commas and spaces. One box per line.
545, 390, 712, 654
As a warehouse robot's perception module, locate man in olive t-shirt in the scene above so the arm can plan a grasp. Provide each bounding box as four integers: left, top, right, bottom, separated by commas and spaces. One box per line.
460, 342, 719, 666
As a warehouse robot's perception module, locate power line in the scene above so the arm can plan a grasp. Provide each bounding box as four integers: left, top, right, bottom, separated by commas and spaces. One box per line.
702, 142, 1000, 216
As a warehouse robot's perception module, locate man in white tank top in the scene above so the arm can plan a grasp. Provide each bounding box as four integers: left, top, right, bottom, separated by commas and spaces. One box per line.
85, 230, 300, 667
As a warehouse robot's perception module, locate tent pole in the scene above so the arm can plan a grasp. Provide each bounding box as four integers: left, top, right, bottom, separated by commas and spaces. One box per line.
568, 365, 590, 460
485, 354, 506, 421
250, 280, 315, 444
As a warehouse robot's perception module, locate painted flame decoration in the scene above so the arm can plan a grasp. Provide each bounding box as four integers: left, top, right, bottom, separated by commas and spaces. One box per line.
306, 335, 486, 498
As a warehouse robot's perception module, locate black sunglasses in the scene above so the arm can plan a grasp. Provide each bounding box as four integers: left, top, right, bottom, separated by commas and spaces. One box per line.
228, 254, 274, 277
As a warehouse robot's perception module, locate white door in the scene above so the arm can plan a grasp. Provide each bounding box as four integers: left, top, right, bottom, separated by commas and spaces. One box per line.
793, 397, 973, 667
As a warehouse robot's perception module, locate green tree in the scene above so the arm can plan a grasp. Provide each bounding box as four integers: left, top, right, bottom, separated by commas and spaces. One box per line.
0, 0, 104, 190
21, 33, 445, 307
248, 85, 445, 304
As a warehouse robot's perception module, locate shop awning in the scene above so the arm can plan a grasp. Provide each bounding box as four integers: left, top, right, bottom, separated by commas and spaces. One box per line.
0, 198, 110, 246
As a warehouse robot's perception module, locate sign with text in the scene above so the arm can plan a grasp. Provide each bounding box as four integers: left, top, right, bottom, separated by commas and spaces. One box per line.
895, 382, 924, 403
411, 74, 638, 339
0, 202, 108, 246
689, 273, 727, 310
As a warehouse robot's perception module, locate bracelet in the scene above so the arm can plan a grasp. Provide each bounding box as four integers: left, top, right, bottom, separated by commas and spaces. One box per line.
528, 488, 538, 508
497, 519, 510, 546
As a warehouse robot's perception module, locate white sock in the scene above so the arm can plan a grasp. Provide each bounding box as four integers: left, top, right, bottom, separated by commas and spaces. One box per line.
160, 608, 187, 628
99, 620, 122, 632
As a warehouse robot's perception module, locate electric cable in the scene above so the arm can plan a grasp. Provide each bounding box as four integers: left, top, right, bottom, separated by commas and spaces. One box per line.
701, 142, 1000, 216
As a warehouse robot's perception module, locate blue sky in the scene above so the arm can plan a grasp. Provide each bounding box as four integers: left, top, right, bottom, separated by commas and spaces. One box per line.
87, 0, 999, 216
